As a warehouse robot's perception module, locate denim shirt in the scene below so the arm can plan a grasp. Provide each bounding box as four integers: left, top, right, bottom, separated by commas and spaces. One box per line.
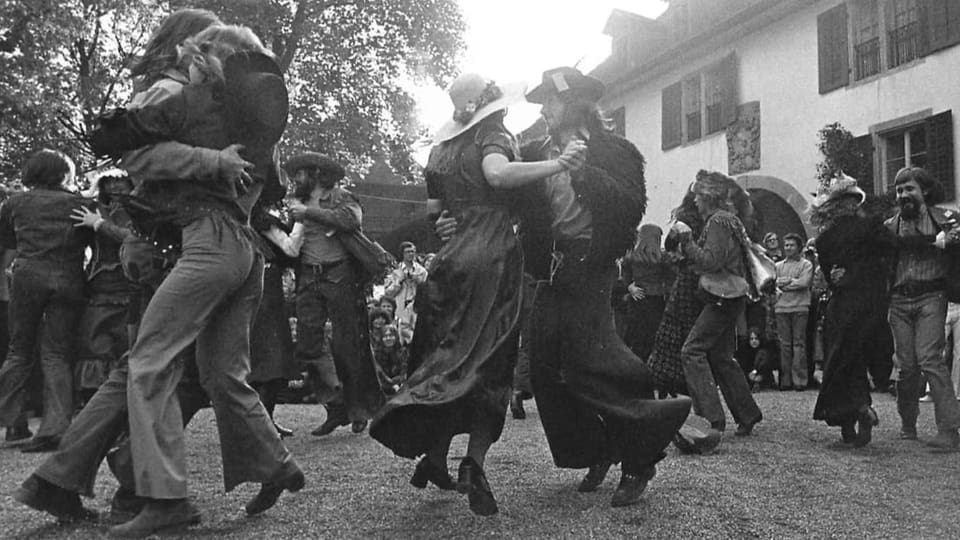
0, 188, 93, 270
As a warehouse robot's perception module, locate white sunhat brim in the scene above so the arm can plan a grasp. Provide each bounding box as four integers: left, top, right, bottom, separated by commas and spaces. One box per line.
432, 80, 528, 143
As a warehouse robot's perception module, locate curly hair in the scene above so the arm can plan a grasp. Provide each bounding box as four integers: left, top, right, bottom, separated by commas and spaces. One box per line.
129, 9, 220, 93
178, 24, 270, 83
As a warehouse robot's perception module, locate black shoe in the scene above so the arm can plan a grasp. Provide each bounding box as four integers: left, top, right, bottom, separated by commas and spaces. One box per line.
311, 406, 348, 436
852, 407, 878, 448
5, 424, 32, 443
735, 421, 758, 437
410, 457, 456, 490
274, 422, 294, 439
109, 487, 147, 524
510, 394, 526, 419
108, 499, 200, 537
14, 475, 98, 523
611, 466, 656, 507
577, 460, 612, 492
21, 436, 60, 453
245, 461, 306, 516
457, 457, 497, 516
840, 421, 857, 444
351, 420, 368, 434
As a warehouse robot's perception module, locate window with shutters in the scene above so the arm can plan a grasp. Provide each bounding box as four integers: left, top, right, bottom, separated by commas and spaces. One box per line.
660, 53, 738, 149
852, 0, 882, 79
887, 0, 921, 67
876, 110, 954, 201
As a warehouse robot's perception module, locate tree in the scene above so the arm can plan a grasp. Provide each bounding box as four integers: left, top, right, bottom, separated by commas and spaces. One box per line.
1, 0, 162, 185
0, 0, 465, 186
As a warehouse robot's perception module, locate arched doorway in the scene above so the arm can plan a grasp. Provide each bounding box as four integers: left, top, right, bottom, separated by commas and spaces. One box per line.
735, 175, 814, 240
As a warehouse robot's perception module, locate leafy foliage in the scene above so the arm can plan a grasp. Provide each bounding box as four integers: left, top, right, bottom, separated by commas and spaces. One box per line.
0, 0, 465, 186
815, 122, 871, 193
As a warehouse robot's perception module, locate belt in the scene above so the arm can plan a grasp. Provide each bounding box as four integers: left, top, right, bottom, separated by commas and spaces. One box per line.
892, 279, 946, 298
301, 259, 347, 274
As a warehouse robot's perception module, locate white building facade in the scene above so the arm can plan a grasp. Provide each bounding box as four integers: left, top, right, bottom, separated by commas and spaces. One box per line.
596, 0, 960, 238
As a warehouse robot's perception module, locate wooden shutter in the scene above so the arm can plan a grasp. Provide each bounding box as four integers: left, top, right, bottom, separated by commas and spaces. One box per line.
817, 4, 850, 94
612, 107, 626, 137
718, 53, 738, 127
923, 0, 960, 54
851, 134, 876, 195
925, 110, 955, 202
662, 82, 682, 150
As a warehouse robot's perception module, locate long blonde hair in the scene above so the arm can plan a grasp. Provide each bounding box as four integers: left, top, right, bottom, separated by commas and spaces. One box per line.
178, 24, 271, 83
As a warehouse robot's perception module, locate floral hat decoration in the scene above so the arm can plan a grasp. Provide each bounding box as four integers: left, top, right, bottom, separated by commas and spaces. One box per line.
433, 73, 527, 143
814, 172, 866, 207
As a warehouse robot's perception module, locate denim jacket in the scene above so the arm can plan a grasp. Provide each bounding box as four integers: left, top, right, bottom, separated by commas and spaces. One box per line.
0, 188, 93, 270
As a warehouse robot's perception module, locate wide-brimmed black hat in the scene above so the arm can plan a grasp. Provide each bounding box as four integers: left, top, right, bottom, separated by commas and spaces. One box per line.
223, 51, 288, 150
526, 67, 605, 104
283, 152, 345, 179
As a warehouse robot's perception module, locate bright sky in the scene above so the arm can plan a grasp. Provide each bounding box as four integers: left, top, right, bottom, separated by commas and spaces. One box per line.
415, 0, 669, 140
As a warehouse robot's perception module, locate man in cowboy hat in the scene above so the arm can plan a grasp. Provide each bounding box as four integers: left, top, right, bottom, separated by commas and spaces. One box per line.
884, 166, 960, 449
517, 67, 691, 507
282, 152, 383, 438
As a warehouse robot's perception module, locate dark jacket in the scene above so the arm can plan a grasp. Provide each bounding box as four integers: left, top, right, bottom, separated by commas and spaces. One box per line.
0, 188, 92, 269
516, 130, 647, 280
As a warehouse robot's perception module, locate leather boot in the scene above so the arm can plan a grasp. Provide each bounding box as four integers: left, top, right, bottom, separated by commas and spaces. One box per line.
577, 460, 612, 492
611, 465, 656, 507
14, 475, 98, 523
108, 499, 201, 537
245, 460, 306, 515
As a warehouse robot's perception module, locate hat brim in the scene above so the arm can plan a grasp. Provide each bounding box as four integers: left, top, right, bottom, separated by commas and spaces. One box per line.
433, 80, 527, 143
525, 76, 605, 104
818, 185, 867, 207
283, 153, 345, 178
224, 52, 288, 149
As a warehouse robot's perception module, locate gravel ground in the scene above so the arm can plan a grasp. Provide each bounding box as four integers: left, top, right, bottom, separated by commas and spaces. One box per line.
1, 390, 959, 539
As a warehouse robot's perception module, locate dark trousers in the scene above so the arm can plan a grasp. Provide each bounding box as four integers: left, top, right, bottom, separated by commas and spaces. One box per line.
622, 295, 667, 361
296, 262, 381, 421
682, 296, 762, 429
0, 259, 83, 438
530, 263, 689, 474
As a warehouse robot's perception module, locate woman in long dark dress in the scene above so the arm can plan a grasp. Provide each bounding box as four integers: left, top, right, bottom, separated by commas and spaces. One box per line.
646, 189, 705, 396
812, 178, 896, 446
369, 73, 585, 516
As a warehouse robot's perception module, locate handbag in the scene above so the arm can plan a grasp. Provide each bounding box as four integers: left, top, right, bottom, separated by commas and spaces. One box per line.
743, 241, 777, 299
337, 228, 396, 283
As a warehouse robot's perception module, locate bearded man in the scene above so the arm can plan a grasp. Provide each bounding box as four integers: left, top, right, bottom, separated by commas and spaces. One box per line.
885, 166, 960, 449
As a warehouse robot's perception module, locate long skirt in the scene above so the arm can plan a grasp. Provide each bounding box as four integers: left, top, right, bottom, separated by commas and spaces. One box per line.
370, 207, 523, 458
813, 289, 877, 426
646, 266, 703, 394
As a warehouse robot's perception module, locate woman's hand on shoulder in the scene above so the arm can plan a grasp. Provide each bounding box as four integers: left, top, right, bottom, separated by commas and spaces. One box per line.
217, 144, 254, 188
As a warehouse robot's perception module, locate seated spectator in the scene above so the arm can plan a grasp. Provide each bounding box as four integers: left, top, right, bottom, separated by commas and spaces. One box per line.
369, 307, 392, 350
377, 296, 397, 322
736, 328, 779, 392
374, 325, 408, 395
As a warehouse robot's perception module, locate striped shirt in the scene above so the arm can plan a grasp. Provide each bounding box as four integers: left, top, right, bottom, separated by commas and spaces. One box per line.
893, 209, 947, 288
